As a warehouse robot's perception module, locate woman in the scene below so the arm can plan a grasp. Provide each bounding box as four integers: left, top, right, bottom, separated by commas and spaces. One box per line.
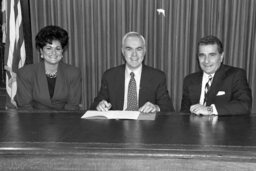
15, 25, 81, 110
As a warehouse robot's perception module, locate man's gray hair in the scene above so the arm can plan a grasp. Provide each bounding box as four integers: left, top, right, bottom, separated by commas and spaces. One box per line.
122, 32, 146, 47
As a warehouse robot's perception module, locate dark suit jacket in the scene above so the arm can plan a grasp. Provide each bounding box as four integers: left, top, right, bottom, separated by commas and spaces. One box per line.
16, 61, 81, 110
90, 64, 174, 112
180, 64, 252, 115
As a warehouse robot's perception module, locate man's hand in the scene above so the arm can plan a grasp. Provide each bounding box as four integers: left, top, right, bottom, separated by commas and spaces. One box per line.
96, 100, 112, 112
139, 102, 160, 113
190, 104, 212, 115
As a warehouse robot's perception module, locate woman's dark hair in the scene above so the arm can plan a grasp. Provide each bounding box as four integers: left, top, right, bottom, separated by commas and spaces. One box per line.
35, 25, 69, 50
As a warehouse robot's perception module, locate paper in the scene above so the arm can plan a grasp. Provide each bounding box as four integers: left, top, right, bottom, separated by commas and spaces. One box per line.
81, 110, 140, 120
138, 112, 156, 120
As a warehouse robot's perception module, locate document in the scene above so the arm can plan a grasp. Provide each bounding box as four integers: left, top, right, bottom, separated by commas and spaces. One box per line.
81, 110, 156, 120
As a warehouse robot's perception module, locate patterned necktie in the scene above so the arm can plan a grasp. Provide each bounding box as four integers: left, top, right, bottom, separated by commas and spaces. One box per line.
126, 72, 138, 111
203, 75, 213, 106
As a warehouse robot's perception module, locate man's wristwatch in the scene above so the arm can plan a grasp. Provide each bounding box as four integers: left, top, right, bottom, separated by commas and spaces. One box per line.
207, 106, 213, 114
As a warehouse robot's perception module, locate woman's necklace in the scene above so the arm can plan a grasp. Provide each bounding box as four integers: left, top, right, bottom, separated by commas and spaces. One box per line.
45, 71, 57, 78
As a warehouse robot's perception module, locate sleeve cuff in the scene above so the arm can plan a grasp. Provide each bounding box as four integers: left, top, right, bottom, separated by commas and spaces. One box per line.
211, 104, 218, 115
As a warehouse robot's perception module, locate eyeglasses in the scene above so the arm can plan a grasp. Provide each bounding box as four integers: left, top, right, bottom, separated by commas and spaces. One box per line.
43, 46, 63, 55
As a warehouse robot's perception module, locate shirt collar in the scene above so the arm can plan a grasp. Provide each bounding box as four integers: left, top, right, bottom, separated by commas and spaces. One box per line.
203, 72, 215, 79
125, 65, 142, 77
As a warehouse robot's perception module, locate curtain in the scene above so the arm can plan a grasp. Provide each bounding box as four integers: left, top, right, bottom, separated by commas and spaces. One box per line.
29, 0, 256, 112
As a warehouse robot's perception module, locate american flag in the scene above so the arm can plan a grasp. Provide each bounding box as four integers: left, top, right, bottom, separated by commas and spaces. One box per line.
2, 0, 26, 108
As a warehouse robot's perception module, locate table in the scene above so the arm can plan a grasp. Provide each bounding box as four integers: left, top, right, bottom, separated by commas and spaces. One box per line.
0, 110, 256, 170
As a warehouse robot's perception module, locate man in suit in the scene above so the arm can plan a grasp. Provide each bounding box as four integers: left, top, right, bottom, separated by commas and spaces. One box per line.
181, 35, 252, 115
90, 32, 174, 113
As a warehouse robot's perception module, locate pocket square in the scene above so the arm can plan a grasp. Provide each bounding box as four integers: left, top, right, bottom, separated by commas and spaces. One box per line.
217, 91, 225, 96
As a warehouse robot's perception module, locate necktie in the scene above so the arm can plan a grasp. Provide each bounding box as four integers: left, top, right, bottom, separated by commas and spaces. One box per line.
203, 75, 213, 106
126, 72, 138, 111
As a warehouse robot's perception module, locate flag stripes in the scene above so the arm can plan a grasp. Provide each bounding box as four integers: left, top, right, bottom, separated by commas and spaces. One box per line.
2, 0, 26, 106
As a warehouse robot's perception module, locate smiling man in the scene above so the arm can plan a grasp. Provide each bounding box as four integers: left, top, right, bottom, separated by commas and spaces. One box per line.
180, 35, 252, 115
90, 32, 174, 113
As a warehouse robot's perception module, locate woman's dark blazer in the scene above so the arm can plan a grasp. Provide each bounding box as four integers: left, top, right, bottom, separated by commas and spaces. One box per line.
15, 61, 81, 110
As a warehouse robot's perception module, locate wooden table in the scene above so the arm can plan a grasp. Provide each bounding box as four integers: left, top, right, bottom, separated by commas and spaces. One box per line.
0, 110, 255, 170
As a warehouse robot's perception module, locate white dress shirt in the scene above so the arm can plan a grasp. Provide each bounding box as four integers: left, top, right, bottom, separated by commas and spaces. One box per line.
199, 72, 218, 115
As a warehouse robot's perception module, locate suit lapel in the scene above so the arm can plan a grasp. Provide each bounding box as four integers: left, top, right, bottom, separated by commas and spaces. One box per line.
139, 65, 151, 107
52, 62, 67, 101
116, 65, 125, 109
139, 65, 146, 107
193, 72, 203, 103
36, 62, 51, 102
207, 65, 226, 104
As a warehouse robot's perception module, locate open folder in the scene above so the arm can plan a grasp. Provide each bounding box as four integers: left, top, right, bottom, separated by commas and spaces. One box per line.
81, 110, 156, 120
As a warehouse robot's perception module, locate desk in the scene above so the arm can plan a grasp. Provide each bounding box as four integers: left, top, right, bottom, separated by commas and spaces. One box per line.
0, 110, 256, 170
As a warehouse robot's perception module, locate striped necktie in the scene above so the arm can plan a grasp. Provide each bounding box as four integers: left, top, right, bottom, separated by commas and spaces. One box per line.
203, 75, 213, 106
126, 72, 138, 111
